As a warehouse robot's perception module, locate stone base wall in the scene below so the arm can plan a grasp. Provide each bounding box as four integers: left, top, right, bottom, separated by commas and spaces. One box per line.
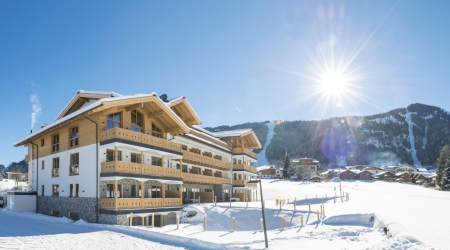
37, 196, 97, 223
99, 213, 128, 226
214, 184, 232, 202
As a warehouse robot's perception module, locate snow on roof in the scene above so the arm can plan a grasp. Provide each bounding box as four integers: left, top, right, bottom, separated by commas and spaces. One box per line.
78, 90, 122, 97
419, 173, 436, 178
212, 129, 252, 138
417, 168, 428, 172
15, 92, 168, 146
396, 172, 410, 176
191, 125, 217, 137
183, 134, 231, 152
167, 96, 184, 103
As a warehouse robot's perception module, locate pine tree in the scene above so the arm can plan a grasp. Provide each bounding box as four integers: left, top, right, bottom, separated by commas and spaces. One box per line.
283, 149, 290, 179
436, 145, 450, 190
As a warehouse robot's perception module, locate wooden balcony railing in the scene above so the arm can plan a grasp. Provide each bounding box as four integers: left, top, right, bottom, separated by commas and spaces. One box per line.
232, 148, 256, 158
182, 172, 231, 185
101, 127, 181, 153
101, 161, 182, 178
233, 179, 257, 187
100, 197, 183, 210
182, 150, 230, 171
233, 164, 257, 173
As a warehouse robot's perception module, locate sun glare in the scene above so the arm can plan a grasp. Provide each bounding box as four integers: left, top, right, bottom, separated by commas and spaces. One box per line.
319, 70, 349, 96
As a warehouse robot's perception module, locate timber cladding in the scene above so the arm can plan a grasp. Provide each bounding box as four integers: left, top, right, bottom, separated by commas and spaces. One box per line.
30, 114, 99, 159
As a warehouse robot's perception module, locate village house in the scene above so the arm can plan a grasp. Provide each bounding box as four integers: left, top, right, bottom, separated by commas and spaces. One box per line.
355, 170, 373, 180
14, 91, 261, 226
292, 158, 319, 180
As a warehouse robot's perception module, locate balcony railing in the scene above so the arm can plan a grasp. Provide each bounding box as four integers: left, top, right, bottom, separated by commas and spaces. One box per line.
182, 172, 231, 185
232, 148, 256, 158
233, 164, 257, 173
100, 197, 182, 210
52, 168, 59, 177
69, 165, 79, 175
101, 161, 182, 178
101, 127, 181, 153
182, 150, 230, 171
233, 179, 257, 187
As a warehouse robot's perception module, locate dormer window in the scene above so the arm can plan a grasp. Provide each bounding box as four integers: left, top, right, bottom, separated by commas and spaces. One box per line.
106, 113, 121, 129
152, 124, 162, 138
131, 110, 143, 133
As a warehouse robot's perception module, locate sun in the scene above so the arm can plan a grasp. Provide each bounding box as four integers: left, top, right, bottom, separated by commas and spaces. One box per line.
318, 70, 349, 96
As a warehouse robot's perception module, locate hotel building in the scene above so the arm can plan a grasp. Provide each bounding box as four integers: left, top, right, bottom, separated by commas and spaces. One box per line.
14, 91, 261, 226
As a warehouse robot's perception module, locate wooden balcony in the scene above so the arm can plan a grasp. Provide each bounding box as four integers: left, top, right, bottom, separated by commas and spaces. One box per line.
101, 161, 182, 178
232, 148, 256, 158
100, 197, 182, 210
233, 179, 257, 187
182, 150, 230, 171
182, 172, 231, 185
101, 127, 181, 153
233, 164, 257, 173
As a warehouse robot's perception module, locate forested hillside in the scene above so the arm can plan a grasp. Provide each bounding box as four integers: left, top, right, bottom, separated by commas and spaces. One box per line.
205, 104, 450, 168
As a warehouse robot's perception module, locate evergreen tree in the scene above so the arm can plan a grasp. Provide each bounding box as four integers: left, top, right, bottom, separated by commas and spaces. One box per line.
436, 145, 450, 190
283, 150, 290, 179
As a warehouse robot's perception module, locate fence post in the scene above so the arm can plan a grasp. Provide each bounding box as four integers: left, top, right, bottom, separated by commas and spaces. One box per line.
316, 210, 320, 221
334, 196, 336, 203
232, 217, 236, 231
198, 196, 201, 205
260, 218, 263, 231
281, 216, 285, 229
215, 196, 217, 207
294, 203, 296, 211
204, 215, 207, 231
279, 201, 282, 211
301, 214, 304, 226
308, 203, 311, 212
323, 205, 325, 217
263, 200, 265, 208
129, 212, 133, 227
177, 215, 180, 229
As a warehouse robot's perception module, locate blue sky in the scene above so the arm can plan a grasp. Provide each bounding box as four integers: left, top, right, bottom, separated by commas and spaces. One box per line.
1, 1, 450, 166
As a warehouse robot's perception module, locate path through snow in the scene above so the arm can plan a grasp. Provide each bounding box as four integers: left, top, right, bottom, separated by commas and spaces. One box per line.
257, 122, 276, 166
405, 110, 422, 167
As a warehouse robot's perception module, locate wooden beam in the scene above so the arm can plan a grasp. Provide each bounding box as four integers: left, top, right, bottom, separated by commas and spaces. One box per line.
125, 103, 144, 112
147, 110, 165, 119
166, 126, 180, 134
100, 107, 118, 116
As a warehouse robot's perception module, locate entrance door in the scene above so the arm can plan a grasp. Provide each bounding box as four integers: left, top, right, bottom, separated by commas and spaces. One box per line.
154, 215, 161, 227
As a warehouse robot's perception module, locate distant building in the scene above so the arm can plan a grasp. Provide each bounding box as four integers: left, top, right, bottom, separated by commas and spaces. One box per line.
258, 165, 282, 179
292, 158, 319, 179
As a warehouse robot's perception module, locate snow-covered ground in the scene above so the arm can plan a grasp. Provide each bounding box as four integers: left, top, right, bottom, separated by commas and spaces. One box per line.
1, 180, 448, 249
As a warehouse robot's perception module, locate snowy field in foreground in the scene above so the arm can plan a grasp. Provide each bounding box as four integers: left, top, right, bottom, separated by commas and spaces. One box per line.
0, 180, 448, 249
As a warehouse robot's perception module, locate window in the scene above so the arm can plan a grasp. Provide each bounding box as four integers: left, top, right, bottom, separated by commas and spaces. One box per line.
69, 184, 73, 197
182, 145, 187, 151
52, 185, 59, 196
68, 212, 79, 220
106, 112, 121, 129
131, 185, 137, 197
41, 160, 44, 170
69, 127, 79, 147
151, 186, 161, 198
52, 158, 59, 177
152, 124, 163, 138
205, 189, 213, 192
182, 165, 188, 173
70, 153, 79, 175
52, 134, 59, 152
106, 149, 122, 162
41, 185, 44, 196
151, 156, 162, 166
41, 138, 45, 147
51, 210, 60, 217
131, 153, 141, 164
131, 110, 144, 133
176, 164, 180, 169
106, 184, 121, 198
75, 184, 79, 197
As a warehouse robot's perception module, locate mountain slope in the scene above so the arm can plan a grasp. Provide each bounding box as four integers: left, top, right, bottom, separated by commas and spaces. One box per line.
205, 104, 450, 167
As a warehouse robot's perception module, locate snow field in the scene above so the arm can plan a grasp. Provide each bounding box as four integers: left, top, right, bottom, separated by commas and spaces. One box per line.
1, 179, 447, 249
